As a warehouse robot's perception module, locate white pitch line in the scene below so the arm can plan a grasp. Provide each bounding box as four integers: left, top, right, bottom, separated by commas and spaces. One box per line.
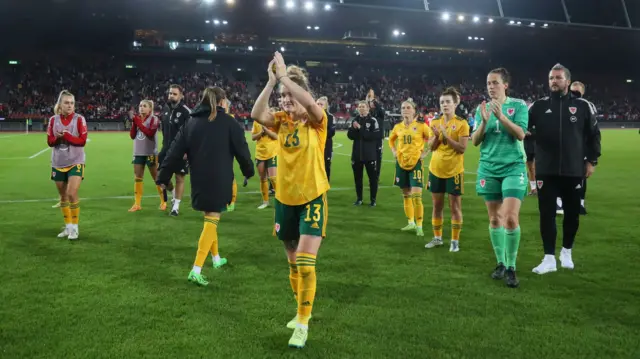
0, 134, 27, 139
0, 182, 476, 204
29, 147, 51, 159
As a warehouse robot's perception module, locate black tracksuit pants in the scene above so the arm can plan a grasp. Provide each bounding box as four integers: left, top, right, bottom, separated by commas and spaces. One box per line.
352, 160, 378, 202
537, 175, 583, 255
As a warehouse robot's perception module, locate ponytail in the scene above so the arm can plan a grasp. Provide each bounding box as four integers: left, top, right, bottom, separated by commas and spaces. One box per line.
199, 86, 228, 121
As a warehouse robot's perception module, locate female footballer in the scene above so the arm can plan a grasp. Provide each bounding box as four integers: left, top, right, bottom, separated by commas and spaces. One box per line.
251, 52, 330, 349
251, 107, 279, 209
425, 87, 470, 252
471, 68, 529, 288
128, 100, 165, 212
47, 90, 88, 241
388, 98, 433, 238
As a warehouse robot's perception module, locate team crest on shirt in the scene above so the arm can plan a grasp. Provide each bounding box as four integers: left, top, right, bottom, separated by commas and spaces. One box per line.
507, 108, 515, 116
480, 179, 486, 188
569, 107, 577, 114
452, 125, 456, 130
537, 180, 544, 189
275, 223, 281, 233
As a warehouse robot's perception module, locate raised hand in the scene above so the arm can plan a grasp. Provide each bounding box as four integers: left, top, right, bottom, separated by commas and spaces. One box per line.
267, 59, 277, 85
273, 52, 287, 79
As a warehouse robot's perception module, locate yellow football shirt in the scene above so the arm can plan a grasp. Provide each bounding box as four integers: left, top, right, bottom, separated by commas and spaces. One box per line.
428, 116, 470, 178
252, 121, 279, 161
272, 111, 330, 206
389, 119, 433, 170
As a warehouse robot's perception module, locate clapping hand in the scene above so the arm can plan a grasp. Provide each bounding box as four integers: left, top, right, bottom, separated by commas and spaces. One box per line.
352, 121, 361, 129
273, 52, 287, 80
267, 59, 277, 85
479, 101, 490, 123
490, 100, 503, 118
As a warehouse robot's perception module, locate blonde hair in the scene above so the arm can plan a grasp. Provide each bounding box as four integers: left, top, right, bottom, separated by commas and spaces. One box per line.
199, 87, 222, 121
54, 90, 74, 115
281, 65, 311, 93
402, 98, 418, 119
140, 99, 155, 113
358, 100, 370, 108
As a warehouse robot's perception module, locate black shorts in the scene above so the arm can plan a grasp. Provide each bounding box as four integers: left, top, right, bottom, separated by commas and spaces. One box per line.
158, 151, 189, 175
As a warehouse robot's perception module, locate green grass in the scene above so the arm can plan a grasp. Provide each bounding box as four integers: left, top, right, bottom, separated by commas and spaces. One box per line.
0, 130, 639, 359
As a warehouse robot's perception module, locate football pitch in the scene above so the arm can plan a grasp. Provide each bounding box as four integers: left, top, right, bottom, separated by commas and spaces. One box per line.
0, 130, 638, 359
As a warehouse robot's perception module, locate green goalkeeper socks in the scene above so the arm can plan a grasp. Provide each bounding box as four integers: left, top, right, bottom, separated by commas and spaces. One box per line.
505, 226, 521, 269
489, 226, 506, 265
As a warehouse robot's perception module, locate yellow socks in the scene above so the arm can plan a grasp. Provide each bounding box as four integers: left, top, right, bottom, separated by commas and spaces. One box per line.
156, 185, 166, 205
194, 215, 219, 267
289, 260, 299, 300
231, 179, 237, 204
269, 176, 277, 194
296, 253, 317, 326
403, 195, 414, 223
134, 177, 143, 206
432, 217, 443, 238
60, 201, 71, 225
70, 202, 80, 225
452, 219, 463, 241
260, 179, 269, 202
412, 193, 424, 227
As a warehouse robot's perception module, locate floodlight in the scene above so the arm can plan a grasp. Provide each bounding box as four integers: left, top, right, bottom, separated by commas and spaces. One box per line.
304, 1, 314, 11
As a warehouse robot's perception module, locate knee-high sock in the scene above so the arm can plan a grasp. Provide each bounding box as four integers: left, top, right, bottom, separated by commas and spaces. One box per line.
156, 185, 166, 205
296, 253, 317, 326
432, 217, 443, 238
289, 260, 299, 301
452, 219, 462, 241
505, 226, 521, 269
403, 195, 415, 223
490, 226, 506, 265
60, 201, 71, 225
412, 193, 424, 227
231, 179, 237, 204
269, 176, 277, 194
70, 201, 80, 225
194, 216, 219, 267
260, 179, 269, 202
134, 177, 143, 206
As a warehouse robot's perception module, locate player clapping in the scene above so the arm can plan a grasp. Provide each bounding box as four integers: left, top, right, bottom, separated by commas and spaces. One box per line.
388, 99, 433, 238
128, 100, 164, 212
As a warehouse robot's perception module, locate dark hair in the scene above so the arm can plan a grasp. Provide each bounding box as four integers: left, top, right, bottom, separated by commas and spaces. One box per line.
489, 67, 511, 85
169, 84, 184, 93
441, 87, 460, 103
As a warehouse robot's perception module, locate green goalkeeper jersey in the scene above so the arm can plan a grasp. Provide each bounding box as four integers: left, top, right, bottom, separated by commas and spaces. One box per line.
474, 97, 529, 177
